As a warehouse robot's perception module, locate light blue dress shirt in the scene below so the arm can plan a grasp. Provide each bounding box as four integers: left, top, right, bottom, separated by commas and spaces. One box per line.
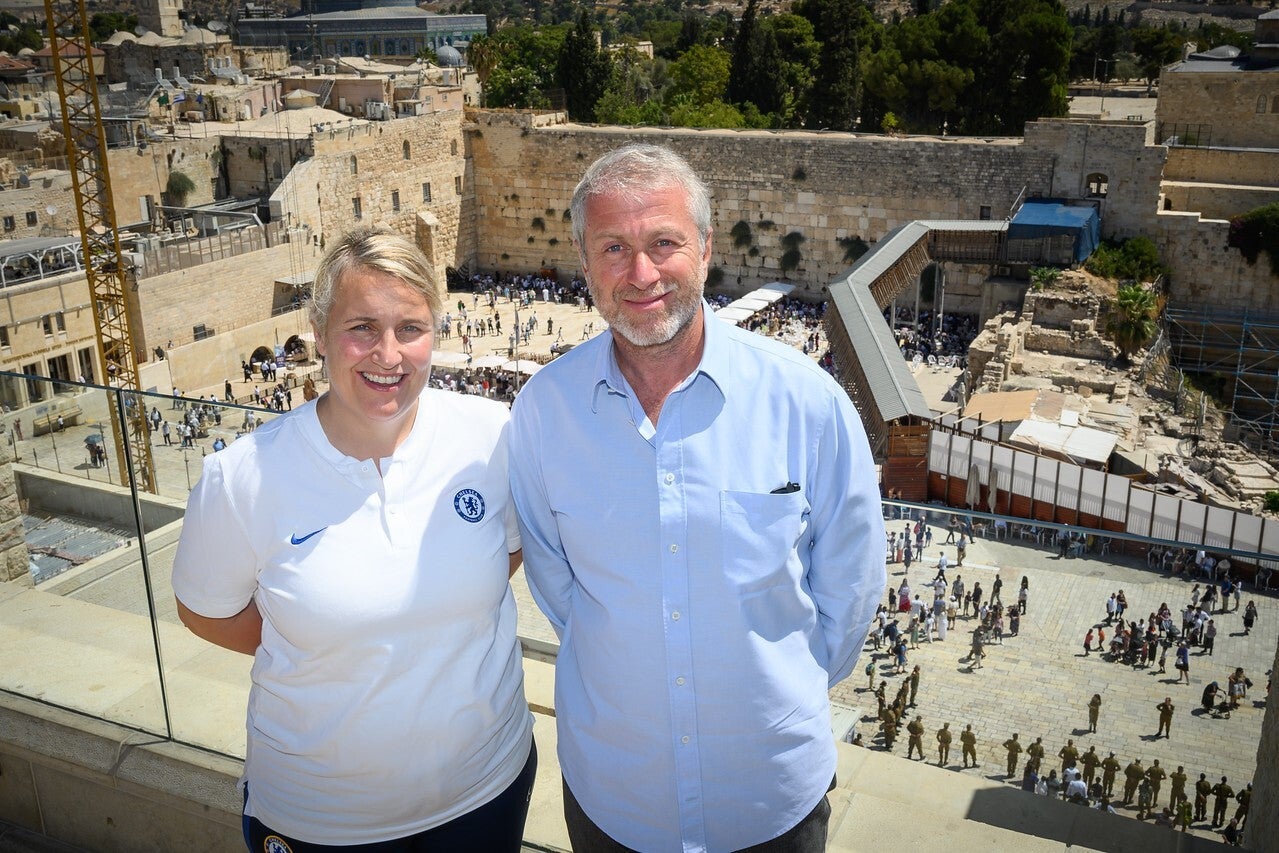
510, 304, 886, 852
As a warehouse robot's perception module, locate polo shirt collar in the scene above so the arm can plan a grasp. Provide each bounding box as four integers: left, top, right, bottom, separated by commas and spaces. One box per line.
589, 300, 729, 413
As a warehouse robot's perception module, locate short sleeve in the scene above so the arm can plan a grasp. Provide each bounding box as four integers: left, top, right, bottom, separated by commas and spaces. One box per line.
171, 454, 260, 618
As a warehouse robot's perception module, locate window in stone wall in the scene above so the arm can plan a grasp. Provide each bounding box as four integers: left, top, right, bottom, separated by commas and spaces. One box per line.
25, 211, 36, 227
350, 155, 358, 175
1086, 172, 1109, 198
422, 182, 432, 203
1259, 95, 1269, 114
273, 161, 283, 180
0, 326, 9, 350
392, 190, 401, 212
455, 175, 462, 195
55, 312, 65, 333
3, 216, 14, 232
403, 140, 411, 160
41, 315, 53, 336
979, 205, 991, 220
451, 139, 458, 156
353, 197, 362, 219
1272, 95, 1279, 113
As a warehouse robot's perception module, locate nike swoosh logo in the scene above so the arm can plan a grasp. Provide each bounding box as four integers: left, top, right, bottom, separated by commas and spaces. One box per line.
290, 528, 327, 545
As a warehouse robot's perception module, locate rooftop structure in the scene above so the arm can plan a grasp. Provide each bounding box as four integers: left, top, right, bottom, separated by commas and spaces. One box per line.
235, 3, 486, 62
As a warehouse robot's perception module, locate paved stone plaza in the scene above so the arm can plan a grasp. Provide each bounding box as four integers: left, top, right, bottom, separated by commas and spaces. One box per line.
826, 521, 1275, 839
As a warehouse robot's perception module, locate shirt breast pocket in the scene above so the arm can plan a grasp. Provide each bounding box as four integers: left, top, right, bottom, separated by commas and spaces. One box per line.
720, 489, 810, 593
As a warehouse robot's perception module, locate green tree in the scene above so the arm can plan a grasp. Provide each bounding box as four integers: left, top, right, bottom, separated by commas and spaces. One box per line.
557, 11, 613, 121
1130, 26, 1183, 93
165, 170, 196, 206
667, 95, 746, 128
728, 0, 786, 118
89, 12, 137, 42
798, 0, 876, 131
470, 26, 566, 109
667, 44, 731, 106
1106, 283, 1158, 363
766, 14, 820, 125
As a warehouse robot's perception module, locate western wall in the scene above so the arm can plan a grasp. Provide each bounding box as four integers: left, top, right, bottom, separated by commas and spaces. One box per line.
462, 110, 1277, 317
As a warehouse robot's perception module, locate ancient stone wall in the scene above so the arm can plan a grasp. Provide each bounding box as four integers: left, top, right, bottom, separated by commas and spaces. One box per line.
1023, 119, 1164, 242
270, 112, 469, 290
468, 114, 1057, 297
1247, 636, 1279, 851
1161, 183, 1279, 221
105, 138, 221, 226
128, 242, 304, 355
0, 434, 28, 583
1164, 147, 1279, 188
0, 171, 75, 239
221, 136, 311, 205
1154, 210, 1279, 314
1157, 67, 1279, 150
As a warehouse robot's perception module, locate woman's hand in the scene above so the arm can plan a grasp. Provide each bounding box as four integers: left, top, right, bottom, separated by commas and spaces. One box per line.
176, 598, 263, 655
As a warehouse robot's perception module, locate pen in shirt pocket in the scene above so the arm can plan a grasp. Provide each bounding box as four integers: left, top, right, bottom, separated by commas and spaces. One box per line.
771, 482, 801, 494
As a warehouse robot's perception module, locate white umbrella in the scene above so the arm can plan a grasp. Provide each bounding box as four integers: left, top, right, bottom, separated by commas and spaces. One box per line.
431, 350, 471, 367
471, 354, 507, 369
502, 359, 542, 375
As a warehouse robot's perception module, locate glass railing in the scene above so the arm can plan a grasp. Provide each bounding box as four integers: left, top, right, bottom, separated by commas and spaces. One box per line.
1, 371, 1275, 762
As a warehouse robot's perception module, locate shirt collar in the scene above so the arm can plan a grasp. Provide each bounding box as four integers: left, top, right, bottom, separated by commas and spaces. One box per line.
590, 300, 729, 413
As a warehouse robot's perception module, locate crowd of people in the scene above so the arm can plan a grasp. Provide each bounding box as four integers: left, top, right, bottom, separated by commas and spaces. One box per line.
884, 306, 980, 369
857, 511, 1265, 845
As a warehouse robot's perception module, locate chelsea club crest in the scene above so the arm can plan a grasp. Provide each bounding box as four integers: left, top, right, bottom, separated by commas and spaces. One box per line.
454, 488, 485, 523
263, 836, 292, 853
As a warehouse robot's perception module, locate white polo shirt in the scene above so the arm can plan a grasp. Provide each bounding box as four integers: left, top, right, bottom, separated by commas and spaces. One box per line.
172, 391, 531, 844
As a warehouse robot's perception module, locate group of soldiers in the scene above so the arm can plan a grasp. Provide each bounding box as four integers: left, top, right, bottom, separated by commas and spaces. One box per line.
867, 665, 1252, 839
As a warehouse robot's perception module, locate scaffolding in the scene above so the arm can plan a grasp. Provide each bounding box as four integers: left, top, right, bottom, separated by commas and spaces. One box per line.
1166, 305, 1279, 452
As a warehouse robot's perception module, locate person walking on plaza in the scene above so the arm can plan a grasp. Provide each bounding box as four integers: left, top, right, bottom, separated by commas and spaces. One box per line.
1212, 777, 1234, 827
1003, 734, 1022, 777
1083, 628, 1094, 657
510, 144, 887, 851
1243, 600, 1257, 635
1018, 576, 1029, 615
936, 722, 953, 766
1157, 697, 1175, 738
1195, 773, 1212, 823
1169, 765, 1188, 810
909, 664, 921, 707
1205, 619, 1217, 655
1175, 642, 1191, 683
906, 716, 925, 760
969, 628, 985, 669
1106, 592, 1118, 625
1101, 752, 1121, 798
955, 533, 967, 567
1136, 778, 1154, 820
991, 572, 1003, 606
1088, 693, 1102, 733
946, 515, 958, 544
960, 724, 978, 768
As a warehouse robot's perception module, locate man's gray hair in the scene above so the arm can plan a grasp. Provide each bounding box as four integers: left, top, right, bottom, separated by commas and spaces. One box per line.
570, 143, 712, 249
309, 227, 441, 334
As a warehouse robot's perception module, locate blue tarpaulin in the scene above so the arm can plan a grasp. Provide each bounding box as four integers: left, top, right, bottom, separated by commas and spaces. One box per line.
1008, 200, 1101, 263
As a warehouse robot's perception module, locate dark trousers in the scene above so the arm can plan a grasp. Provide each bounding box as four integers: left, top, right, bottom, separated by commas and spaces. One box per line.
242, 739, 536, 852
562, 775, 833, 853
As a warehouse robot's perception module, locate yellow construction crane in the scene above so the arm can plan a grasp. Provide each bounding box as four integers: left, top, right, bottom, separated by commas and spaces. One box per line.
41, 0, 156, 493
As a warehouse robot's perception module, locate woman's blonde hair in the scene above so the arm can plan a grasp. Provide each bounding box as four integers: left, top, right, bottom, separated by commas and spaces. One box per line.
309, 227, 441, 334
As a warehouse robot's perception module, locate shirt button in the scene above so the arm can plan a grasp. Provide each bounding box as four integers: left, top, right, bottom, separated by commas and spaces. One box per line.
676, 676, 685, 685
681, 736, 690, 744
669, 544, 678, 554
671, 610, 681, 620
664, 473, 675, 484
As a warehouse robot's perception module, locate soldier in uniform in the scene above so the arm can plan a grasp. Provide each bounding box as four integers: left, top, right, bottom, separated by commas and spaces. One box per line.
906, 715, 925, 760
1194, 773, 1212, 823
1212, 777, 1234, 827
936, 722, 953, 766
1101, 752, 1122, 798
1026, 737, 1045, 773
1003, 734, 1023, 777
1058, 739, 1079, 774
1146, 759, 1167, 806
908, 665, 921, 707
1156, 697, 1175, 738
880, 712, 897, 750
1123, 758, 1145, 804
1088, 693, 1101, 733
1169, 765, 1189, 810
1080, 745, 1101, 787
875, 680, 887, 716
1235, 782, 1251, 829
960, 724, 978, 768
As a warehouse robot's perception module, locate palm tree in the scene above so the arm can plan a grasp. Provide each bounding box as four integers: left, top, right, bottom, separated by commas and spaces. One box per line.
1107, 283, 1158, 364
